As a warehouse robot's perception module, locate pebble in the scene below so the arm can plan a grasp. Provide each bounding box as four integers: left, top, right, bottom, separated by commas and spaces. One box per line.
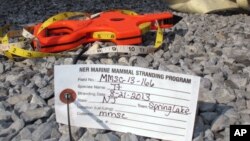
211, 115, 230, 132
0, 63, 4, 74
7, 93, 32, 105
121, 133, 138, 141
21, 107, 52, 122
95, 132, 120, 141
213, 88, 236, 104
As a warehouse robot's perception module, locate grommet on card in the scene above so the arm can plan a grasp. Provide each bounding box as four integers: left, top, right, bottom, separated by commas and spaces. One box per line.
59, 88, 77, 104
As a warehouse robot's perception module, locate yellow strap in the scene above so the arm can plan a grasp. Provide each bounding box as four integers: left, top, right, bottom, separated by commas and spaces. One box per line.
7, 46, 62, 58
154, 21, 164, 48
38, 12, 87, 34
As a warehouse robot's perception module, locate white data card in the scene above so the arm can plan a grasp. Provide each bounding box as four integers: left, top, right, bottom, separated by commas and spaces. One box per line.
54, 64, 200, 141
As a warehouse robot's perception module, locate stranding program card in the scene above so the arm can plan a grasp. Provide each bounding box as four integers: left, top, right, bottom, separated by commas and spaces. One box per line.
54, 64, 200, 141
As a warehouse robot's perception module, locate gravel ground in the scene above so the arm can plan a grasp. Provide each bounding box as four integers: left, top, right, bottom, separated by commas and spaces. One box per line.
1, 0, 250, 141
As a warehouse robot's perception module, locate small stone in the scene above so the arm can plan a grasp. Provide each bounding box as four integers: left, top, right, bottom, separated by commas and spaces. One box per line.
193, 116, 204, 138
200, 78, 212, 90
153, 49, 164, 61
235, 98, 246, 110
14, 101, 38, 113
95, 132, 120, 141
198, 89, 216, 112
166, 65, 182, 73
211, 115, 230, 132
32, 74, 47, 88
32, 122, 53, 141
204, 129, 214, 140
228, 74, 248, 89
163, 51, 171, 60
100, 58, 114, 64
87, 128, 105, 135
85, 59, 95, 64
200, 112, 218, 124
121, 133, 138, 141
7, 93, 32, 105
30, 93, 47, 106
135, 56, 149, 68
224, 108, 240, 125
213, 88, 236, 104
19, 127, 32, 140
240, 114, 250, 124
0, 119, 25, 136
0, 63, 4, 74
118, 57, 129, 65
64, 58, 73, 64
145, 54, 153, 63
21, 107, 52, 122
0, 109, 11, 121
58, 125, 84, 140
78, 131, 95, 141
38, 85, 54, 99
145, 139, 159, 141
192, 132, 203, 141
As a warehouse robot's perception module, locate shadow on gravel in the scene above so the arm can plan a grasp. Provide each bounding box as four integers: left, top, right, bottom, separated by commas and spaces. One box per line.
193, 101, 233, 139
212, 9, 250, 16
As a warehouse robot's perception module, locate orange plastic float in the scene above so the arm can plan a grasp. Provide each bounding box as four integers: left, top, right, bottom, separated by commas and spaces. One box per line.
33, 10, 182, 52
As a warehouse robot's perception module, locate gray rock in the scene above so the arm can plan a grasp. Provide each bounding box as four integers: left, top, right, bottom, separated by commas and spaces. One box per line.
235, 98, 246, 110
0, 119, 25, 137
224, 108, 240, 125
240, 114, 250, 124
30, 93, 47, 106
59, 134, 70, 141
153, 49, 164, 61
163, 51, 171, 60
87, 128, 105, 135
32, 122, 53, 141
95, 132, 120, 141
145, 54, 153, 63
38, 85, 54, 99
200, 112, 218, 124
58, 125, 84, 140
19, 127, 32, 140
193, 116, 205, 138
7, 93, 32, 105
14, 101, 38, 113
228, 74, 248, 89
44, 138, 59, 141
247, 84, 250, 92
135, 56, 149, 68
0, 63, 4, 74
121, 133, 138, 141
100, 58, 114, 64
32, 74, 47, 88
21, 107, 52, 122
0, 87, 8, 98
204, 129, 214, 140
198, 89, 216, 112
247, 100, 250, 109
200, 78, 212, 90
235, 89, 250, 100
78, 131, 95, 141
0, 109, 11, 121
192, 133, 204, 141
145, 139, 159, 141
211, 115, 230, 132
63, 58, 73, 64
50, 127, 61, 139
223, 127, 230, 141
118, 57, 129, 65
213, 88, 236, 104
